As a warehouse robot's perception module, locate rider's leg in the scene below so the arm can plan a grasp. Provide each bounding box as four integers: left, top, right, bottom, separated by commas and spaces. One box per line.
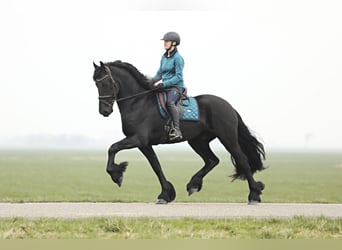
166, 88, 183, 141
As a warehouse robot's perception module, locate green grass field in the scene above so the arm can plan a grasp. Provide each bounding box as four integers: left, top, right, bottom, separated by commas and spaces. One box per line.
0, 149, 341, 239
0, 149, 341, 203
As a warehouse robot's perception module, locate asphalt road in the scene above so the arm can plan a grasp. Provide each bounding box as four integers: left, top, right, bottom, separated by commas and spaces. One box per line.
0, 202, 341, 219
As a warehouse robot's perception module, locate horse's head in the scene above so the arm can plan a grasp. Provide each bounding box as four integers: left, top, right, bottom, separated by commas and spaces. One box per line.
92, 61, 118, 117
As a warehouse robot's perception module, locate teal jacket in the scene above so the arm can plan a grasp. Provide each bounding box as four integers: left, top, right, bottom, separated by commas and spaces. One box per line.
152, 50, 185, 88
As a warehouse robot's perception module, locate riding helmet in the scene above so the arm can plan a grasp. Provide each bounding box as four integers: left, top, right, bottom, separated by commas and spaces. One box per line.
161, 32, 180, 45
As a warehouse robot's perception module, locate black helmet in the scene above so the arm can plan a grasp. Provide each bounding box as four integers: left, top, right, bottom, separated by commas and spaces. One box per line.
161, 31, 180, 45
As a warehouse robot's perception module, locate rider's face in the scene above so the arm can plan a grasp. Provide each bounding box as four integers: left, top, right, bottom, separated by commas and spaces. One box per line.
164, 40, 172, 50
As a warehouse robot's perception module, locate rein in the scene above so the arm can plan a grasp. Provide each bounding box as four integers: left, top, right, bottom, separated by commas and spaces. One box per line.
96, 65, 159, 104
116, 88, 158, 103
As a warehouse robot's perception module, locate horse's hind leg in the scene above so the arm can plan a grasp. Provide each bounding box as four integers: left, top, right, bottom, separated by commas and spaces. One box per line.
187, 135, 219, 196
219, 139, 264, 204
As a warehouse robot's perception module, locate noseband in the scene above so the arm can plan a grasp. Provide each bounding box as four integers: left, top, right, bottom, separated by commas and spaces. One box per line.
96, 66, 119, 107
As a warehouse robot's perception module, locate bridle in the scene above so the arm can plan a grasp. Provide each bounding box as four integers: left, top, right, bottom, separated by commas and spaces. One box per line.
95, 65, 160, 105
95, 65, 119, 107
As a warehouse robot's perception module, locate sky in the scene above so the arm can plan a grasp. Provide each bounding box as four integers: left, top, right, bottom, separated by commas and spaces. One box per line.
0, 0, 341, 151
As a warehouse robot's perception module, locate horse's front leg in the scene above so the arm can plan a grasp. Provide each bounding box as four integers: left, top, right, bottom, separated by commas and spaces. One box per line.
107, 136, 139, 187
139, 146, 176, 204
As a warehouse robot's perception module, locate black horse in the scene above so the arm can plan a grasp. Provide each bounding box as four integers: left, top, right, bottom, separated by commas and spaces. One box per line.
92, 60, 266, 204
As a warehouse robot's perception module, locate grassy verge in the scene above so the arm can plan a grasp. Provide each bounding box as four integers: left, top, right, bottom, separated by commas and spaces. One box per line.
0, 216, 341, 239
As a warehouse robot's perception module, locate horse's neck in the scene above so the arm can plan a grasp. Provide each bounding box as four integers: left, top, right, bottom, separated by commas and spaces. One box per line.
112, 67, 149, 113
116, 85, 152, 118
112, 67, 145, 98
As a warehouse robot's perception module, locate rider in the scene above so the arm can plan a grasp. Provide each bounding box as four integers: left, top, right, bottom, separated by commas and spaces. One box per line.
149, 31, 186, 141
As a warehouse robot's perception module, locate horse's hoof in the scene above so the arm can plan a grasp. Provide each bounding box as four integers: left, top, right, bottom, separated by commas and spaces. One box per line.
156, 199, 168, 204
117, 176, 123, 187
188, 188, 199, 196
248, 200, 260, 205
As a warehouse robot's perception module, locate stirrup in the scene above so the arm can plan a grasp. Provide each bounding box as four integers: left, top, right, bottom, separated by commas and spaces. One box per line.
169, 129, 183, 141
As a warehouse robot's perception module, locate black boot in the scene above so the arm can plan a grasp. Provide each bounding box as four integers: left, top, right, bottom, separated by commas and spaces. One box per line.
167, 104, 183, 141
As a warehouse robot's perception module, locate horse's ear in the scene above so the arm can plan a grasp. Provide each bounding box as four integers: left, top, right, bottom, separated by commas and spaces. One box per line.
93, 61, 99, 68
100, 61, 105, 68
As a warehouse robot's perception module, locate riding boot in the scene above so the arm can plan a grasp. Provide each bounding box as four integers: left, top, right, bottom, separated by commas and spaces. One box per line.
167, 104, 183, 141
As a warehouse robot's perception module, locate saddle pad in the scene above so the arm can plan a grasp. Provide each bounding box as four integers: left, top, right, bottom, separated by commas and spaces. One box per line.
156, 94, 200, 121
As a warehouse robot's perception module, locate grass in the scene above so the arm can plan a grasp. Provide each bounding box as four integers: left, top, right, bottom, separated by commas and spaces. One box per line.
0, 149, 341, 239
0, 149, 341, 203
0, 216, 341, 239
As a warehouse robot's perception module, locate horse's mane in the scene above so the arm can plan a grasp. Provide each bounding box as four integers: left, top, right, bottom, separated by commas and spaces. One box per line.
107, 60, 151, 90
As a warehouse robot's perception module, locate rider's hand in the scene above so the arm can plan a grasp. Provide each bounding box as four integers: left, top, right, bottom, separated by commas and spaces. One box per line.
154, 82, 163, 89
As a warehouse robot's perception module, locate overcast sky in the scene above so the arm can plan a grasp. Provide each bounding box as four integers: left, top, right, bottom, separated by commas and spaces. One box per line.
0, 0, 341, 151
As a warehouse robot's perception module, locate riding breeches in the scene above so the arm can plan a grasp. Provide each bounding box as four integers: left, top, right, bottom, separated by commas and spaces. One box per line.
166, 87, 184, 105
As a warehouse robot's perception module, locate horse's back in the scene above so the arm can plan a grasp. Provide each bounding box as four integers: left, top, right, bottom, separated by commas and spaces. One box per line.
194, 94, 235, 114
194, 94, 238, 129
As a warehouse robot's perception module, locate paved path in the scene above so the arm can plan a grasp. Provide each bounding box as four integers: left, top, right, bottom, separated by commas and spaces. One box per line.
0, 203, 341, 219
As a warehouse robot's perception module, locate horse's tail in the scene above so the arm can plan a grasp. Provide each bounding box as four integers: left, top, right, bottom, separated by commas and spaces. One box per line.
231, 111, 266, 180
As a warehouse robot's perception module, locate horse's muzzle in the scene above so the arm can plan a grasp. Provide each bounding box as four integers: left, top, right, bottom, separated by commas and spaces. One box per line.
100, 109, 112, 117
101, 112, 110, 117
99, 104, 113, 117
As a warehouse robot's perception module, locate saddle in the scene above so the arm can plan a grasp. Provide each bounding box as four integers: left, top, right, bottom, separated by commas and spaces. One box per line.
156, 89, 200, 133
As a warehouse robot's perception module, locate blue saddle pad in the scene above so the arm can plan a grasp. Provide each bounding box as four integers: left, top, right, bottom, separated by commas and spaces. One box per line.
156, 94, 199, 121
